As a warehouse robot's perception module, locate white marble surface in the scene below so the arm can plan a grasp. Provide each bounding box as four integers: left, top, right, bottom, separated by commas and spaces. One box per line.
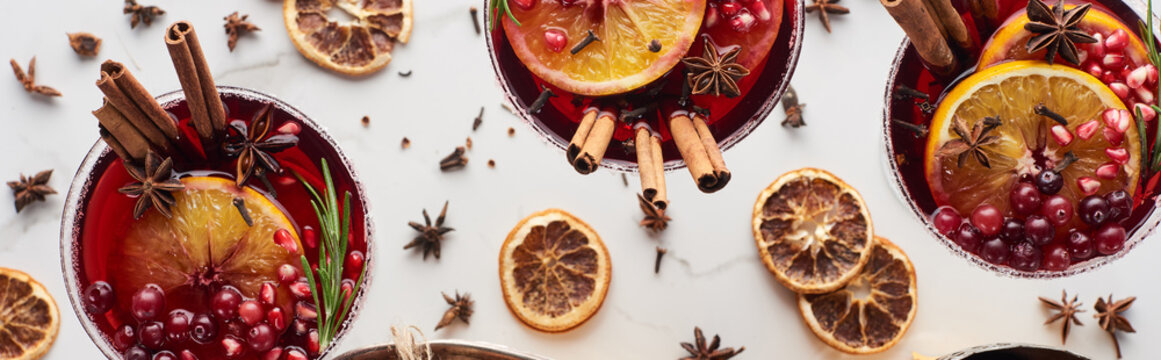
3, 0, 1161, 359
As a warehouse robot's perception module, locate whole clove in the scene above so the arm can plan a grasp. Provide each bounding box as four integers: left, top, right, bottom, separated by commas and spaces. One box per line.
529, 86, 557, 114
473, 106, 484, 131
232, 197, 253, 226
469, 7, 481, 35
440, 146, 468, 171
570, 30, 600, 55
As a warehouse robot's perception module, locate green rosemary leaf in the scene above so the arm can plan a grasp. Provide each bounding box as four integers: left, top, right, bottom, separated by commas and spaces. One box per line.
489, 0, 521, 31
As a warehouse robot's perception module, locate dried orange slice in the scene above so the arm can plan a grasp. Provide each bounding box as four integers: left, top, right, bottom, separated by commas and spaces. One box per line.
798, 237, 917, 354
499, 209, 610, 332
501, 0, 705, 96
0, 268, 60, 360
284, 0, 413, 75
978, 3, 1149, 70
752, 168, 873, 294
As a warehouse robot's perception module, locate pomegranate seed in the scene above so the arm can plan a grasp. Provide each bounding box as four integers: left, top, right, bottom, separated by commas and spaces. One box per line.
268, 307, 287, 331
259, 282, 277, 306
1078, 177, 1101, 195
511, 0, 535, 10
1128, 66, 1150, 89
296, 301, 318, 321
179, 350, 199, 360
543, 29, 567, 53
1088, 33, 1106, 59
1103, 53, 1126, 69
273, 229, 298, 253
705, 6, 720, 28
1135, 86, 1155, 103
1096, 163, 1120, 179
721, 0, 741, 16
277, 122, 301, 136
1102, 70, 1118, 84
1086, 62, 1104, 78
263, 348, 283, 360
302, 227, 317, 249
1050, 125, 1073, 145
1104, 127, 1124, 145
285, 348, 309, 360
730, 11, 756, 32
1103, 109, 1131, 132
278, 264, 300, 284
1136, 103, 1157, 122
1076, 50, 1088, 64
222, 337, 245, 358
290, 281, 312, 299
750, 0, 771, 21
292, 319, 309, 336
341, 279, 355, 304
239, 300, 264, 326
1106, 29, 1129, 51
1076, 120, 1100, 139
1106, 147, 1129, 164
345, 251, 365, 275
308, 329, 320, 354
1146, 64, 1159, 84
1110, 82, 1131, 100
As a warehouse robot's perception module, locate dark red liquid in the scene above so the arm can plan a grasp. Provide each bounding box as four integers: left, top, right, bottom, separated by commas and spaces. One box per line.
488, 0, 801, 165
74, 93, 368, 359
886, 0, 1161, 271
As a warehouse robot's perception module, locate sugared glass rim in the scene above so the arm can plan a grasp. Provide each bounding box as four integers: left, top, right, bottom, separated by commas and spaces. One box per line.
880, 0, 1161, 279
482, 0, 806, 173
58, 86, 376, 357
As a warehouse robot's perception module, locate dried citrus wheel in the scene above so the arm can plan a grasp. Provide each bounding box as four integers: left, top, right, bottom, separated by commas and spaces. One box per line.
109, 177, 303, 314
0, 268, 59, 360
499, 209, 611, 332
284, 0, 413, 75
501, 0, 706, 96
924, 61, 1139, 217
752, 168, 874, 294
798, 237, 917, 354
978, 3, 1148, 70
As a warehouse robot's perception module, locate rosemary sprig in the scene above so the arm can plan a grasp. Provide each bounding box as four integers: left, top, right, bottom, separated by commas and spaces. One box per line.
489, 0, 521, 31
295, 159, 365, 349
1138, 0, 1161, 171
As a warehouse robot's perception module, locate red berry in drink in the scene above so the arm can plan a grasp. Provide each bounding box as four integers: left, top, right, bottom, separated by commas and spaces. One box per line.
543, 29, 567, 53
211, 287, 243, 319
292, 319, 310, 336
720, 0, 741, 16
180, 350, 199, 360
978, 238, 1010, 265
165, 309, 192, 344
125, 346, 150, 360
222, 336, 245, 358
971, 204, 1003, 236
345, 250, 365, 278
113, 324, 136, 351
268, 307, 287, 331
1036, 170, 1063, 195
277, 121, 301, 136
290, 281, 312, 299
1067, 231, 1095, 260
247, 323, 277, 352
1042, 243, 1071, 271
190, 313, 217, 344
1105, 190, 1132, 223
239, 300, 264, 326
263, 347, 284, 360
1008, 241, 1042, 272
83, 281, 115, 314
730, 11, 757, 32
953, 223, 982, 252
1024, 215, 1055, 246
139, 321, 166, 349
296, 301, 319, 321
1078, 195, 1111, 226
273, 228, 298, 253
1040, 195, 1073, 227
153, 351, 177, 360
1009, 183, 1042, 214
308, 329, 320, 354
302, 226, 318, 249
278, 264, 300, 284
511, 0, 536, 10
932, 206, 962, 236
131, 284, 166, 322
260, 282, 277, 306
1094, 223, 1127, 255
999, 218, 1025, 244
285, 347, 309, 360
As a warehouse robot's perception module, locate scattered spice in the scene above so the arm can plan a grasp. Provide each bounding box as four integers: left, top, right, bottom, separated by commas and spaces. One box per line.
465, 137, 473, 149
399, 70, 412, 77
473, 106, 484, 131
805, 0, 850, 33
638, 193, 671, 233
1040, 290, 1084, 345
529, 85, 557, 114
654, 247, 667, 274
621, 105, 653, 124
570, 30, 600, 55
10, 57, 61, 97
117, 152, 184, 219
935, 116, 1002, 168
401, 137, 411, 149
7, 169, 55, 213
435, 291, 474, 331
682, 37, 750, 98
440, 146, 469, 171
487, 159, 495, 168
404, 201, 453, 260
894, 84, 935, 114
361, 115, 370, 127
232, 197, 253, 227
508, 127, 516, 137
469, 7, 481, 35
67, 33, 102, 57
680, 327, 744, 360
781, 85, 806, 128
123, 0, 165, 29
1034, 103, 1069, 125
621, 173, 629, 187
1093, 294, 1136, 359
648, 39, 662, 53
892, 118, 929, 137
501, 103, 515, 114
1024, 0, 1096, 65
1054, 151, 1078, 172
223, 12, 260, 51
222, 104, 300, 187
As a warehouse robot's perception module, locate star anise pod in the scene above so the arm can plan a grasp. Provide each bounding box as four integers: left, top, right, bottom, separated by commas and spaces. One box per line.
1024, 0, 1097, 65
118, 152, 185, 219
10, 57, 61, 97
7, 170, 55, 213
680, 327, 744, 360
223, 12, 261, 51
682, 37, 750, 98
935, 116, 1002, 168
123, 0, 165, 29
404, 201, 453, 260
1040, 290, 1084, 344
434, 291, 473, 331
639, 194, 670, 233
67, 33, 102, 57
805, 0, 850, 33
223, 104, 299, 187
1094, 294, 1136, 359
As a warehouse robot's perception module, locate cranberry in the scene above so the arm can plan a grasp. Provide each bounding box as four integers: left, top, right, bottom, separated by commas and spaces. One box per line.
999, 218, 1025, 243
131, 284, 166, 322
239, 300, 264, 326
978, 238, 1010, 265
1036, 170, 1064, 195
139, 321, 166, 349
543, 29, 567, 53
180, 350, 200, 360
1078, 195, 1111, 226
247, 323, 277, 352
1024, 215, 1055, 246
1010, 182, 1043, 214
1067, 231, 1095, 260
1042, 243, 1071, 271
1040, 195, 1074, 226
932, 206, 962, 236
124, 346, 150, 360
970, 204, 1003, 236
1008, 241, 1043, 271
112, 324, 136, 351
953, 223, 982, 252
211, 287, 243, 320
1094, 223, 1127, 255
285, 347, 309, 360
190, 313, 217, 344
83, 281, 115, 314
165, 309, 192, 344
278, 264, 300, 284
1105, 190, 1132, 223
153, 351, 177, 360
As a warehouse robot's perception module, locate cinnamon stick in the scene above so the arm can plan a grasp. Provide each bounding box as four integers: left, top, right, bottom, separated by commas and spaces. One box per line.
649, 132, 667, 210
96, 63, 175, 154
922, 0, 972, 50
166, 21, 226, 146
573, 111, 617, 174
93, 101, 151, 161
99, 126, 133, 161
635, 126, 659, 201
881, 0, 957, 75
668, 111, 717, 191
966, 0, 999, 36
567, 109, 599, 163
692, 114, 730, 192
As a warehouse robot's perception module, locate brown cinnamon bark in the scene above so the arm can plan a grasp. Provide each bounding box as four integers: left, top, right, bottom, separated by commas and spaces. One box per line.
567, 109, 598, 163
692, 114, 730, 192
99, 61, 179, 140
635, 127, 659, 200
966, 0, 999, 35
648, 133, 667, 209
93, 101, 151, 161
99, 126, 133, 161
668, 112, 717, 191
922, 0, 972, 49
96, 65, 174, 154
166, 21, 226, 146
882, 0, 957, 74
573, 112, 617, 174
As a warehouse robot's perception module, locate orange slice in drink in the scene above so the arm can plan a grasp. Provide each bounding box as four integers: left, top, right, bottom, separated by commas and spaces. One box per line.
978, 3, 1148, 70
924, 61, 1139, 217
284, 0, 413, 75
499, 209, 611, 332
752, 168, 874, 294
0, 268, 59, 360
501, 0, 706, 96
